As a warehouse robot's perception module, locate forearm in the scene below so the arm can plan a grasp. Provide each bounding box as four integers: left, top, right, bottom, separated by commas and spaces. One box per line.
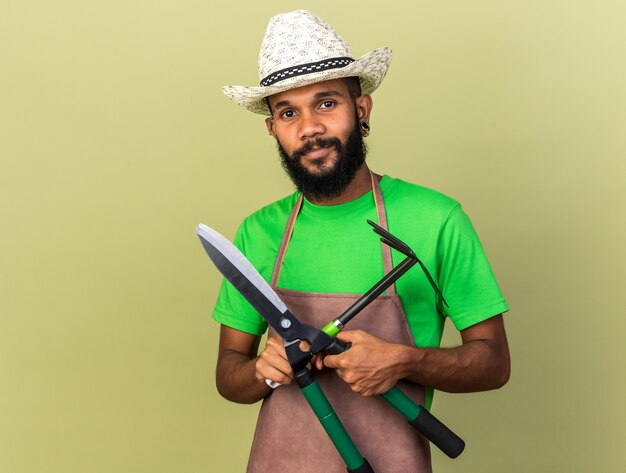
396, 339, 510, 393
216, 349, 271, 404
325, 315, 510, 396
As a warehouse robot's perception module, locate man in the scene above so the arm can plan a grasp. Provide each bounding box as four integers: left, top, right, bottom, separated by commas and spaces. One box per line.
213, 10, 510, 473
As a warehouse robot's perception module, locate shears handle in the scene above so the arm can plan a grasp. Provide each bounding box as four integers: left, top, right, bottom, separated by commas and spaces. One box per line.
381, 387, 465, 458
296, 370, 375, 473
324, 338, 465, 458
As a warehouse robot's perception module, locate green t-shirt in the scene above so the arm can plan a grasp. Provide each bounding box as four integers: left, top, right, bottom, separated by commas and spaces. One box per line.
212, 175, 509, 406
213, 175, 508, 337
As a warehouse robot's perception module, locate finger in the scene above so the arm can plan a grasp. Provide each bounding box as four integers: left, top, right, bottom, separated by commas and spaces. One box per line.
334, 368, 347, 382
323, 353, 342, 369
299, 340, 311, 352
335, 330, 363, 343
308, 354, 324, 371
265, 337, 288, 358
259, 365, 292, 385
258, 344, 293, 369
260, 352, 293, 376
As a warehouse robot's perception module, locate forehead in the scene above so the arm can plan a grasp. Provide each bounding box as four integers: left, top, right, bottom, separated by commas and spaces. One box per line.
267, 78, 351, 107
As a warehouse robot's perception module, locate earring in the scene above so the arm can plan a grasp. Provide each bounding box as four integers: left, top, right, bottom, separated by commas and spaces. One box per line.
360, 122, 370, 137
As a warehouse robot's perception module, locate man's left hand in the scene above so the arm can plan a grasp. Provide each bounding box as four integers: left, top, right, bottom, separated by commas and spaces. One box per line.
323, 329, 405, 397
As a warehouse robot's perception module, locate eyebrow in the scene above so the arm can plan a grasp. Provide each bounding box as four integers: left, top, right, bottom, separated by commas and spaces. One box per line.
272, 89, 344, 111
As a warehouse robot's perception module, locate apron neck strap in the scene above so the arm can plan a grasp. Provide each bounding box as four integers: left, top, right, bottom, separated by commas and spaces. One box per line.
270, 193, 303, 288
270, 171, 396, 294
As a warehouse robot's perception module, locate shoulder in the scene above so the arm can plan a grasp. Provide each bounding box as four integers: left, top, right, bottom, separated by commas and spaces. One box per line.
381, 175, 460, 222
238, 192, 298, 235
234, 192, 299, 258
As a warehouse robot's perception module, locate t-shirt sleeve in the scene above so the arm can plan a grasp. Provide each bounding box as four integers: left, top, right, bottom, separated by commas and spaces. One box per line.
211, 225, 269, 336
437, 204, 509, 330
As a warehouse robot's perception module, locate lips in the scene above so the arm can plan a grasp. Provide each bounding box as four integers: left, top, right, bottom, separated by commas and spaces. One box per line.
292, 138, 341, 162
303, 146, 332, 160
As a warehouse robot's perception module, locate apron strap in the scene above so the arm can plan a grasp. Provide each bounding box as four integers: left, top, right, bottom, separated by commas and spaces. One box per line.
371, 172, 395, 293
270, 170, 396, 295
270, 193, 303, 287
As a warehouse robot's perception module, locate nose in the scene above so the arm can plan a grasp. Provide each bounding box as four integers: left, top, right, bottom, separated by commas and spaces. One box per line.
298, 111, 325, 140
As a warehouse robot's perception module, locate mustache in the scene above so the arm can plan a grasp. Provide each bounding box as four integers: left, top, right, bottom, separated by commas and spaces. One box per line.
292, 137, 342, 161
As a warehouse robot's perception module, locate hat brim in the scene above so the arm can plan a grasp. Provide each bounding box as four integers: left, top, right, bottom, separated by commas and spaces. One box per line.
221, 47, 392, 116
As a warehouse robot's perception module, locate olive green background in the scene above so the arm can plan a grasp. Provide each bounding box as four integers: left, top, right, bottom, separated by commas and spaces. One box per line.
1, 1, 624, 471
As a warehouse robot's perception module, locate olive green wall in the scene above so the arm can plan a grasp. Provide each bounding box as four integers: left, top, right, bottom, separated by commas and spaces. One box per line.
2, 1, 624, 471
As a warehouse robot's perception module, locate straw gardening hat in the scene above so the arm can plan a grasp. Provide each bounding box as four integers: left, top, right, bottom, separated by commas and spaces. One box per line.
222, 10, 392, 116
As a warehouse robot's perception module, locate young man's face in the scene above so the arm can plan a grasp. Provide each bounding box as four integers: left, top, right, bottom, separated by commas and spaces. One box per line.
265, 78, 373, 200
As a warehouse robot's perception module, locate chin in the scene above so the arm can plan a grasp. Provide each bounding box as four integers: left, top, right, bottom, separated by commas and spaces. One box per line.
300, 156, 338, 175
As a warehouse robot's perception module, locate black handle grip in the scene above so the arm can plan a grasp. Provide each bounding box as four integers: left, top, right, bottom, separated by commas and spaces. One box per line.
347, 457, 374, 473
410, 408, 465, 458
324, 338, 349, 355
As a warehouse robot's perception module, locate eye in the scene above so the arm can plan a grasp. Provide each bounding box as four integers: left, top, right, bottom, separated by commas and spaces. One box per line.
319, 100, 335, 109
280, 109, 296, 119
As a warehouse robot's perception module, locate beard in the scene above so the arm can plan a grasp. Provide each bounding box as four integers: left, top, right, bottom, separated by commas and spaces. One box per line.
277, 120, 367, 201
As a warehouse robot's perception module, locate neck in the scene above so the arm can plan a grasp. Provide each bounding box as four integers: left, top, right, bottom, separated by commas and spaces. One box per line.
305, 164, 376, 206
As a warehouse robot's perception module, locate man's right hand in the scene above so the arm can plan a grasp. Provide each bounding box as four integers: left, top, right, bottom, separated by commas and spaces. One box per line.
255, 336, 326, 387
216, 325, 326, 403
255, 335, 294, 386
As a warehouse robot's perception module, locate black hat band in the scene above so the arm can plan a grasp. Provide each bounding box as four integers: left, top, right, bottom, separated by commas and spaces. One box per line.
260, 57, 354, 87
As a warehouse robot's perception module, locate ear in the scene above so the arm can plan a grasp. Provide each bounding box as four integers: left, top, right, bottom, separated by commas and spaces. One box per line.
265, 117, 275, 137
355, 94, 373, 124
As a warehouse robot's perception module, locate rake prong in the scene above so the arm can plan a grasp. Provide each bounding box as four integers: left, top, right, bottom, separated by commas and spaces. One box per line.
415, 258, 449, 308
367, 220, 414, 256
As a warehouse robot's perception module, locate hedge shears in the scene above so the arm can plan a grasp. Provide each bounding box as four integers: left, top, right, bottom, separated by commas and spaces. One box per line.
196, 221, 464, 473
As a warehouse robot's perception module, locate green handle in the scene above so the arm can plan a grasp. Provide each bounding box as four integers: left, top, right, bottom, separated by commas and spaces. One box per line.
301, 380, 371, 471
380, 386, 422, 420
381, 386, 465, 458
319, 324, 463, 460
